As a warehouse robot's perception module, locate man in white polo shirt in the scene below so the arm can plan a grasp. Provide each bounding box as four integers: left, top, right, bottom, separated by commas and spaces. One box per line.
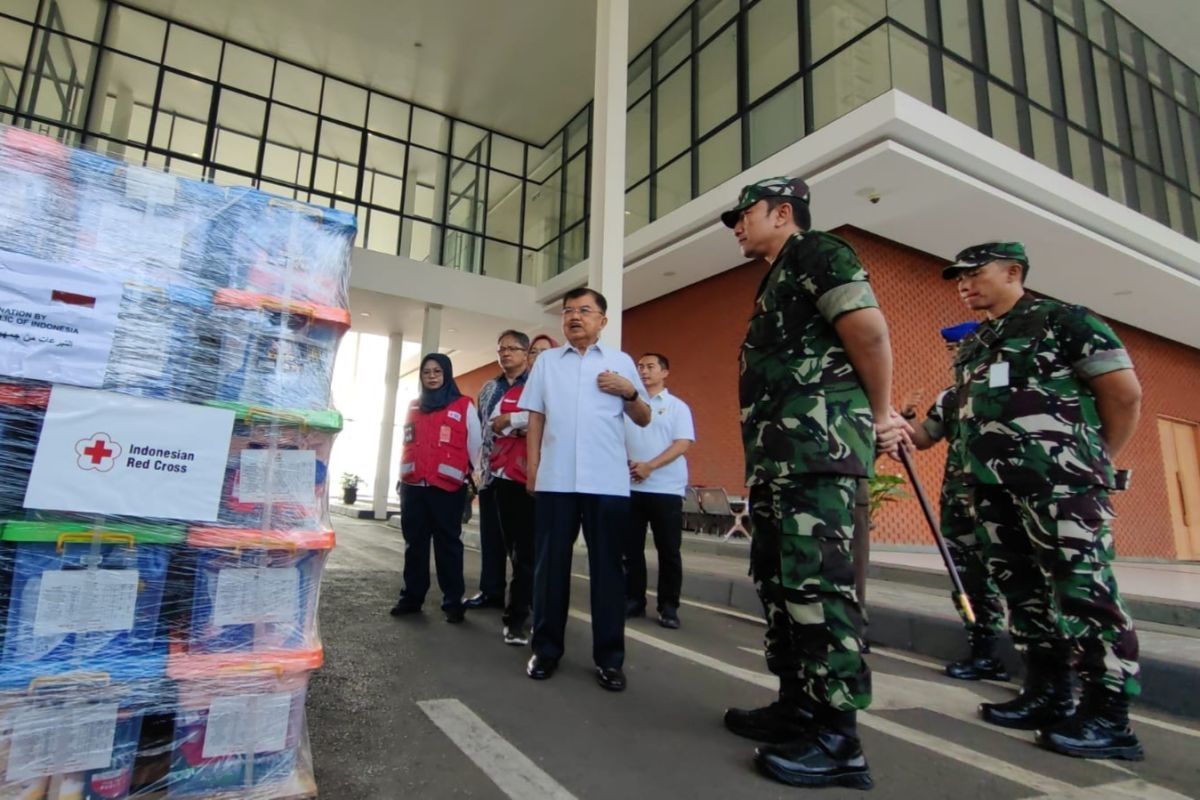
623, 352, 695, 629
519, 287, 651, 692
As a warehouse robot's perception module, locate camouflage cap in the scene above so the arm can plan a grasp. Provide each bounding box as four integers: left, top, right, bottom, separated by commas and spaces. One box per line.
942, 241, 1029, 280
720, 176, 810, 228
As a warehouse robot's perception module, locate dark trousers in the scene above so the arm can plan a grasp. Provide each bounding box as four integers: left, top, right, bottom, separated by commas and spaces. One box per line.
493, 477, 535, 629
476, 486, 508, 598
400, 483, 466, 610
622, 491, 683, 611
531, 492, 628, 669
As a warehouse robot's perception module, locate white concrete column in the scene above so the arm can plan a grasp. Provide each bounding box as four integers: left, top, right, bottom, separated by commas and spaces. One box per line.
400, 164, 421, 259
105, 84, 134, 159
420, 303, 443, 357
588, 0, 629, 349
83, 9, 133, 159
373, 331, 404, 520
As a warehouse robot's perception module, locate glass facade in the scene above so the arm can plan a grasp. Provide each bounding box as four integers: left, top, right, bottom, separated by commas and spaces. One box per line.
2, 0, 1197, 290
0, 0, 590, 285
624, 0, 1200, 242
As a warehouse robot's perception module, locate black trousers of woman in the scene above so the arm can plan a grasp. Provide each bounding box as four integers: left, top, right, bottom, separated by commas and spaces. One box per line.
399, 483, 467, 611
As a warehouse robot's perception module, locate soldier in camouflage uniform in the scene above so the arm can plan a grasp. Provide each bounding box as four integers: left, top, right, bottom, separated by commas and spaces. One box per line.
944, 242, 1144, 761
905, 323, 1009, 682
720, 177, 903, 790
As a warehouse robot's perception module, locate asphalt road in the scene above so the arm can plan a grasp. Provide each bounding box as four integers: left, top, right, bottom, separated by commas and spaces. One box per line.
307, 517, 1200, 799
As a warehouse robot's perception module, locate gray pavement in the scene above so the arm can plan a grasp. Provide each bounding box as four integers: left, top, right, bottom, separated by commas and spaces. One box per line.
308, 517, 1200, 799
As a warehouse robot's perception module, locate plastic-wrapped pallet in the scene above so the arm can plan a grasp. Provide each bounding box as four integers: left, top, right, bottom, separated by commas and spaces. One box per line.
0, 123, 353, 799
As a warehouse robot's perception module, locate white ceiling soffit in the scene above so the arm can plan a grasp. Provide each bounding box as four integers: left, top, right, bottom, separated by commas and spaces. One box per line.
347, 248, 555, 377
543, 90, 1200, 350
125, 0, 691, 143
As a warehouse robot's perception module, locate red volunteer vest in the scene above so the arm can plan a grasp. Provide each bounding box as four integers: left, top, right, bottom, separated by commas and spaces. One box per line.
400, 395, 472, 492
489, 383, 528, 484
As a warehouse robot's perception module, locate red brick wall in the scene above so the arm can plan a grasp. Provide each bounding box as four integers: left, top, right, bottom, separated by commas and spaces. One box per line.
621, 226, 1200, 559
455, 361, 500, 404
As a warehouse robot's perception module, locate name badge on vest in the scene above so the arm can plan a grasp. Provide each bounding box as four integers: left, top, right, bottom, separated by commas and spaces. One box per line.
447, 410, 463, 422
439, 425, 452, 444
403, 425, 414, 444
989, 361, 1010, 388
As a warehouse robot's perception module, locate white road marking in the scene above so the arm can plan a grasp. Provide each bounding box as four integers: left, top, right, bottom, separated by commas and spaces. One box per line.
1017, 778, 1196, 799
581, 611, 1197, 796
869, 648, 1200, 741
417, 698, 579, 800
572, 609, 1077, 795
575, 575, 1200, 740
740, 646, 1135, 777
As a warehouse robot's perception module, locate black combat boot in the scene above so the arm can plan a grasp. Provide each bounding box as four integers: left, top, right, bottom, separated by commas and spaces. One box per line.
754, 709, 873, 790
724, 676, 814, 743
979, 649, 1074, 730
1036, 686, 1144, 761
946, 627, 1011, 681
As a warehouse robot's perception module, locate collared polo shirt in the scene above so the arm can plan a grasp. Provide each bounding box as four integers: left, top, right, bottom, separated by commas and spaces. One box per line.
518, 342, 648, 497
624, 388, 695, 496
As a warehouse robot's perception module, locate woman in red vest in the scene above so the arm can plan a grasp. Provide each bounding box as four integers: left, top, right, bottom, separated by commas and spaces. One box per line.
488, 334, 558, 645
390, 353, 482, 622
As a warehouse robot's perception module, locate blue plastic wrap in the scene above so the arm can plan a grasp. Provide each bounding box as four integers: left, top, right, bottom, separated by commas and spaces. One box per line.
0, 124, 350, 798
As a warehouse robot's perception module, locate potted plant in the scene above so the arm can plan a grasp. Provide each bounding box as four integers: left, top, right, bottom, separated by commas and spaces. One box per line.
340, 473, 363, 505
867, 473, 910, 520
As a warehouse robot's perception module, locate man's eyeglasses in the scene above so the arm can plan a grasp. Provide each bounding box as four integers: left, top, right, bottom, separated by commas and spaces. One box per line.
497, 346, 525, 353
561, 305, 600, 317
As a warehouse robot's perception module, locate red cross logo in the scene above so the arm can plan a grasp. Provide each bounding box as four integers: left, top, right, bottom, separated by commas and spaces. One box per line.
75, 433, 122, 472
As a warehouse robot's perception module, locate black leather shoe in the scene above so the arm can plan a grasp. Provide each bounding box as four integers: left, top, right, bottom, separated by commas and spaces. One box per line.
657, 607, 680, 629
981, 692, 1074, 730
946, 629, 1011, 681
724, 701, 814, 743
755, 729, 873, 789
625, 600, 646, 619
980, 683, 1074, 730
595, 666, 627, 692
444, 606, 465, 623
464, 592, 505, 610
389, 597, 422, 616
980, 650, 1074, 730
1036, 690, 1144, 761
526, 655, 557, 680
947, 655, 1010, 681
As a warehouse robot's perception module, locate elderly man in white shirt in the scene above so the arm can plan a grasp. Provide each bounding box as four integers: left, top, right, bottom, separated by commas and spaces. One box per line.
623, 352, 695, 630
519, 287, 651, 692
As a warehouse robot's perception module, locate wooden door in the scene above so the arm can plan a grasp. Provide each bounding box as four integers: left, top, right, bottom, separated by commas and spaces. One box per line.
1158, 418, 1200, 560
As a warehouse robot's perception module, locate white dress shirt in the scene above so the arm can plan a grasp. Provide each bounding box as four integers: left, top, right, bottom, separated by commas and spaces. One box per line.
464, 403, 484, 471
518, 342, 648, 497
624, 388, 695, 496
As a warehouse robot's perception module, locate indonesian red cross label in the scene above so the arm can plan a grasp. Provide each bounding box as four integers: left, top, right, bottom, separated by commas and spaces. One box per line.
24, 386, 235, 521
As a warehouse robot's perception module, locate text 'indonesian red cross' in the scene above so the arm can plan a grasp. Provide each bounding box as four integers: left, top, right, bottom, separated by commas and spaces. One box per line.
75, 433, 123, 472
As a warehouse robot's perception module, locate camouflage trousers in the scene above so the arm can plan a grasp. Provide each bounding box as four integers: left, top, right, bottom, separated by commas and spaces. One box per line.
942, 489, 1006, 635
749, 477, 871, 712
970, 486, 1140, 697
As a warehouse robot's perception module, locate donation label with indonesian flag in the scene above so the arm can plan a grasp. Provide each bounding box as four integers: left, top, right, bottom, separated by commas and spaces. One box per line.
25, 385, 235, 520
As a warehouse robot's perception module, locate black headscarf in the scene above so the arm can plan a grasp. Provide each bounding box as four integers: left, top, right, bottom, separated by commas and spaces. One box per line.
418, 353, 463, 413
